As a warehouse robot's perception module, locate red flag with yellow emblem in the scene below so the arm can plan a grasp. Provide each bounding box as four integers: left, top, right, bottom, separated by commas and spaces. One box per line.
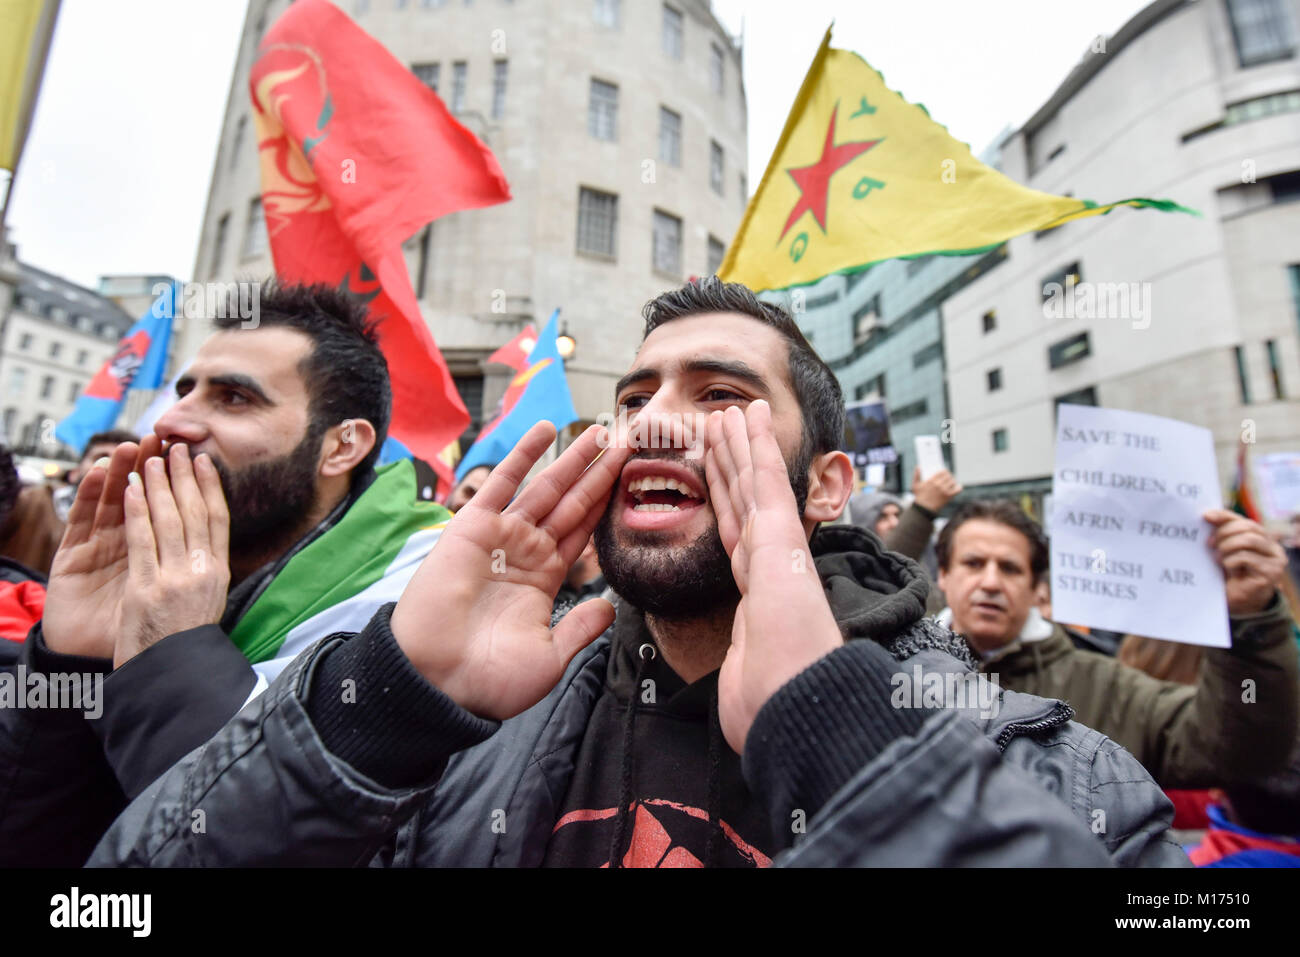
249, 0, 511, 488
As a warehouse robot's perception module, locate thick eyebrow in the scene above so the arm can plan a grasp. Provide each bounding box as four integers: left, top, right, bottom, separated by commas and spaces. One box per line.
207, 373, 273, 405
613, 358, 772, 403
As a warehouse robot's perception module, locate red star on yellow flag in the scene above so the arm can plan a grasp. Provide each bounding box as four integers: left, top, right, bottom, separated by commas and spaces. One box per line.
779, 103, 879, 242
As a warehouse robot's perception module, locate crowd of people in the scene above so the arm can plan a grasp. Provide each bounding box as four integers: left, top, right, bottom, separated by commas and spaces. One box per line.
0, 276, 1296, 868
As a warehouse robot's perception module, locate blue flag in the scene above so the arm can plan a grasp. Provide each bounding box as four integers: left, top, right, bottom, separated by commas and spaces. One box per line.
455, 309, 578, 481
55, 281, 179, 453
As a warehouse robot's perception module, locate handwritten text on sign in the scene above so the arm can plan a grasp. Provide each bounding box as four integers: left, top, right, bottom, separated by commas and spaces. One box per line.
1051, 405, 1229, 648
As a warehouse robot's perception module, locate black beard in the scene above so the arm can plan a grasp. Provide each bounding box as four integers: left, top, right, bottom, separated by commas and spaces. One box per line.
206, 424, 323, 560
594, 438, 813, 622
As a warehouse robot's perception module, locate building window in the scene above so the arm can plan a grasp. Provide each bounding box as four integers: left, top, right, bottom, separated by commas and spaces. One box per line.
659, 106, 681, 166
576, 187, 618, 258
652, 209, 682, 276
992, 428, 1008, 453
67, 381, 79, 403
40, 375, 54, 400
739, 172, 747, 210
1268, 169, 1300, 203
662, 4, 683, 59
243, 198, 268, 259
853, 294, 882, 343
1265, 339, 1285, 397
845, 268, 868, 293
450, 62, 467, 112
593, 0, 619, 27
1, 409, 14, 442
905, 256, 932, 277
891, 398, 928, 423
1234, 344, 1252, 403
18, 333, 31, 351
212, 213, 230, 274
707, 235, 725, 275
492, 60, 508, 119
9, 367, 26, 396
1226, 0, 1296, 67
1054, 386, 1098, 412
588, 78, 618, 141
987, 367, 1002, 391
49, 342, 62, 360
805, 291, 839, 309
412, 62, 440, 93
1041, 261, 1082, 303
1048, 331, 1091, 369
709, 140, 724, 195
709, 42, 724, 94
231, 116, 246, 170
76, 349, 87, 366
856, 373, 886, 401
912, 341, 942, 368
1290, 264, 1300, 335
982, 309, 997, 333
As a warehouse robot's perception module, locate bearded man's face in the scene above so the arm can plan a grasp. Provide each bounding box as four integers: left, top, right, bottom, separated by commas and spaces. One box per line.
596, 313, 812, 621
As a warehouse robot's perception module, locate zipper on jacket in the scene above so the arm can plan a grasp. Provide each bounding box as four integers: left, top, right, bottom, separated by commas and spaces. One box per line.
994, 701, 1074, 752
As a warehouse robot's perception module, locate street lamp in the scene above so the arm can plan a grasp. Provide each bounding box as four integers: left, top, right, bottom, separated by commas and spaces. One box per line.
556, 322, 576, 360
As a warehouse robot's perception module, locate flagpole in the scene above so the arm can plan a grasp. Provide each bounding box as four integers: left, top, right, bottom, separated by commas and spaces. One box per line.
0, 0, 62, 236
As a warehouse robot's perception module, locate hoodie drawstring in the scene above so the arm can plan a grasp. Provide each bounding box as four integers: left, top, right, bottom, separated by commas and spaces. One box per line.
608, 642, 654, 868
608, 642, 728, 868
705, 683, 724, 868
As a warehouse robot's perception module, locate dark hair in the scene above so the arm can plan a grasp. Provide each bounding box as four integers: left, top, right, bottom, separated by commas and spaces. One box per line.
1224, 730, 1300, 835
213, 281, 391, 474
0, 445, 18, 527
641, 276, 845, 460
82, 430, 137, 458
936, 500, 1050, 585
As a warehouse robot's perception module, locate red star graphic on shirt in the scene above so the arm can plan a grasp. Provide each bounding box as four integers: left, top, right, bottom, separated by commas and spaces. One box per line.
778, 103, 880, 243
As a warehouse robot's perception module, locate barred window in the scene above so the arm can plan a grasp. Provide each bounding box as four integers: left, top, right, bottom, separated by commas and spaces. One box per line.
492, 60, 508, 119
413, 62, 440, 93
1226, 0, 1295, 67
451, 61, 467, 112
211, 213, 230, 274
589, 78, 618, 141
577, 187, 618, 258
659, 107, 681, 166
593, 0, 619, 28
243, 198, 268, 259
653, 209, 682, 276
709, 42, 724, 94
662, 4, 683, 59
710, 140, 724, 195
707, 236, 725, 275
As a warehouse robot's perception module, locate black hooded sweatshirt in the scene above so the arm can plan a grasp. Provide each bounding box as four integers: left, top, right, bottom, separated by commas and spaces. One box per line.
542, 524, 936, 868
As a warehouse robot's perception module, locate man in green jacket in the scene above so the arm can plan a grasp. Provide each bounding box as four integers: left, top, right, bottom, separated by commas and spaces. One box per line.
934, 499, 1298, 790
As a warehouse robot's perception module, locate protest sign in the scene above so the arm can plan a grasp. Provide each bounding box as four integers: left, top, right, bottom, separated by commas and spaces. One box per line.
1255, 452, 1300, 520
843, 400, 897, 467
1051, 404, 1229, 648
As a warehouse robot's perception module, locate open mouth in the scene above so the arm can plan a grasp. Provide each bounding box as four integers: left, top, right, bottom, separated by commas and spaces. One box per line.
626, 475, 705, 513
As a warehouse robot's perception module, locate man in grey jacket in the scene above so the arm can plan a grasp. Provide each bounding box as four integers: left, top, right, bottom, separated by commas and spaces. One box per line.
88, 279, 1186, 867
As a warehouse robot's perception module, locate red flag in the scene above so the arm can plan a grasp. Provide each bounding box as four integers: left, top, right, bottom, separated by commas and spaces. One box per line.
487, 325, 538, 373
249, 0, 511, 487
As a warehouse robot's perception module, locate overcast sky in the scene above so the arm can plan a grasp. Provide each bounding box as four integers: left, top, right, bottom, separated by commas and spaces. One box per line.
6, 0, 1152, 291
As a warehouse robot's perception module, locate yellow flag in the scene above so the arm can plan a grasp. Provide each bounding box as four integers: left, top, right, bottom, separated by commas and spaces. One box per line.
0, 0, 52, 171
719, 26, 1196, 292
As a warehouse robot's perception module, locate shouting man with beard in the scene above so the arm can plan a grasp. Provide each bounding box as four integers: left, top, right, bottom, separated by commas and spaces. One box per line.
0, 282, 450, 866
87, 278, 1184, 868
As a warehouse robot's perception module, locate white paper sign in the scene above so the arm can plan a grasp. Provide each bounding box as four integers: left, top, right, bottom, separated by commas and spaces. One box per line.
1051, 405, 1229, 648
914, 435, 944, 480
1255, 452, 1300, 520
864, 463, 887, 488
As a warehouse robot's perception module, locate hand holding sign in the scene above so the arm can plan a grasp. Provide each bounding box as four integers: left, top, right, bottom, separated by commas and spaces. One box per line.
1204, 508, 1287, 616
